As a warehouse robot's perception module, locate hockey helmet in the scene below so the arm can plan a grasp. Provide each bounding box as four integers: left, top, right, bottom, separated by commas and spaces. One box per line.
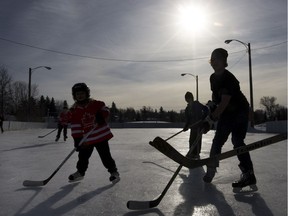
211, 48, 228, 67
72, 83, 90, 100
185, 91, 194, 101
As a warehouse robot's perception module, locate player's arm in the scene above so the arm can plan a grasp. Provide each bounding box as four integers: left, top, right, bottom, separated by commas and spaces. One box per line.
211, 94, 231, 119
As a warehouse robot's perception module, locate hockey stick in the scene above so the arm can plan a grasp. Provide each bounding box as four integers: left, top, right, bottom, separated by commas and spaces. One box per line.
23, 125, 98, 187
150, 133, 287, 169
38, 128, 57, 138
165, 129, 183, 141
160, 119, 203, 142
127, 129, 204, 210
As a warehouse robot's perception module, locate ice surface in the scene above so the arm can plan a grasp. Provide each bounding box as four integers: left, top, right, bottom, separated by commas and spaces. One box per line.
0, 128, 286, 215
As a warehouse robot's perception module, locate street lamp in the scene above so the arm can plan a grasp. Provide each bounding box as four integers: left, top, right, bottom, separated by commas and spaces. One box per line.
181, 73, 199, 101
28, 66, 52, 121
224, 39, 254, 127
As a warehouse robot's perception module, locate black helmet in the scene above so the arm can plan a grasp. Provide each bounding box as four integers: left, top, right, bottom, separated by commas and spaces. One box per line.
72, 83, 90, 100
185, 91, 194, 101
211, 48, 228, 67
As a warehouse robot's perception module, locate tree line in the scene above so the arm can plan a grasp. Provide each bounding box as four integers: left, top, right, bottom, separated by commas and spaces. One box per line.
0, 66, 286, 124
0, 66, 67, 121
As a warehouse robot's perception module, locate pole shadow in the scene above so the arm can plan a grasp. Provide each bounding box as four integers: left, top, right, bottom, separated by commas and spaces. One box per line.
1, 141, 63, 152
14, 182, 113, 216
142, 161, 175, 173
14, 187, 43, 215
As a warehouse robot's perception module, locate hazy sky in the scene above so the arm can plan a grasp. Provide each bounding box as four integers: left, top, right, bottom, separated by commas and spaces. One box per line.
0, 0, 287, 111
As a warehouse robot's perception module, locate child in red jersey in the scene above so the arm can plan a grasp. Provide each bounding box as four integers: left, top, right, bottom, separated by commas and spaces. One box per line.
68, 83, 120, 184
55, 106, 70, 141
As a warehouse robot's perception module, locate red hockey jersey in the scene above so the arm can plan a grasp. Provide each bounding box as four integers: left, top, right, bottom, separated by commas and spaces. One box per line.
58, 111, 70, 126
69, 99, 113, 145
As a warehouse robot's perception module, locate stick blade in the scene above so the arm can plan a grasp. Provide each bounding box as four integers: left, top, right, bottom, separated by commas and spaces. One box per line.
38, 136, 45, 138
127, 197, 160, 210
149, 137, 186, 165
127, 201, 150, 210
23, 180, 45, 187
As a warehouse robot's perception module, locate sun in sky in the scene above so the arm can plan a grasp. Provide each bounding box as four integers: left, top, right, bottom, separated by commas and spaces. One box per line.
175, 3, 209, 36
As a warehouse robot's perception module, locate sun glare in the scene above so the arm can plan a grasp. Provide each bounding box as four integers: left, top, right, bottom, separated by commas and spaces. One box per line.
176, 4, 208, 35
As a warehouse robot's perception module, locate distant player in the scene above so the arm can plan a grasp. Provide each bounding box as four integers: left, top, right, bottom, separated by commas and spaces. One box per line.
203, 48, 257, 191
68, 83, 120, 184
55, 106, 70, 141
183, 91, 208, 159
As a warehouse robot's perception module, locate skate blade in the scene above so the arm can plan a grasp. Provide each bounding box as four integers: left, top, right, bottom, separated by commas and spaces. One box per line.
111, 177, 120, 184
68, 176, 84, 183
233, 184, 258, 193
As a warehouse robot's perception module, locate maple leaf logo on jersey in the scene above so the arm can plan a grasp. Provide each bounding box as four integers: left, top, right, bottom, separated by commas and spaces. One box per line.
81, 113, 95, 128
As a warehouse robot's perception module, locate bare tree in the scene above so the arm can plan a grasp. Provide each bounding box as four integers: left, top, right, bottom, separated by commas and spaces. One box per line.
0, 66, 12, 116
11, 81, 28, 113
260, 96, 278, 120
31, 84, 39, 99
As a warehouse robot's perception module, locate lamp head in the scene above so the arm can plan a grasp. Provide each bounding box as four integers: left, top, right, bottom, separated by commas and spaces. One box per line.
224, 40, 233, 44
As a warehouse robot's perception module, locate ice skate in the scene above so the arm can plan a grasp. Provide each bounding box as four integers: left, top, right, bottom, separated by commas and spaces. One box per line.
203, 167, 216, 183
68, 171, 84, 182
109, 171, 120, 184
232, 171, 257, 193
64, 136, 68, 141
55, 136, 60, 142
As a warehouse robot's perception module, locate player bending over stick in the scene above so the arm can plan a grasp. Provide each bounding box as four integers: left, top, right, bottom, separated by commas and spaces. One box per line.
202, 48, 256, 191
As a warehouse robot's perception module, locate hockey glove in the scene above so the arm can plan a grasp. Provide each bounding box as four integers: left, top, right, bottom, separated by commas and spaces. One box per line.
95, 112, 105, 125
73, 137, 83, 152
202, 115, 215, 134
206, 100, 217, 113
183, 124, 189, 131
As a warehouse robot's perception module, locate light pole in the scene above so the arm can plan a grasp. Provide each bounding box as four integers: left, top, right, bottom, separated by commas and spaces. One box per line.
28, 66, 51, 121
224, 39, 254, 127
181, 73, 199, 101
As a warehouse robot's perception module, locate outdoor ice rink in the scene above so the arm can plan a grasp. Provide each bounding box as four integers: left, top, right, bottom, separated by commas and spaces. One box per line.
0, 128, 287, 216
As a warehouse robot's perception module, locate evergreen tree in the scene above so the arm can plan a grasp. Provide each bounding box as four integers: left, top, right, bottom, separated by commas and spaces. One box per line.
63, 100, 69, 108
110, 102, 118, 122
49, 98, 57, 117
